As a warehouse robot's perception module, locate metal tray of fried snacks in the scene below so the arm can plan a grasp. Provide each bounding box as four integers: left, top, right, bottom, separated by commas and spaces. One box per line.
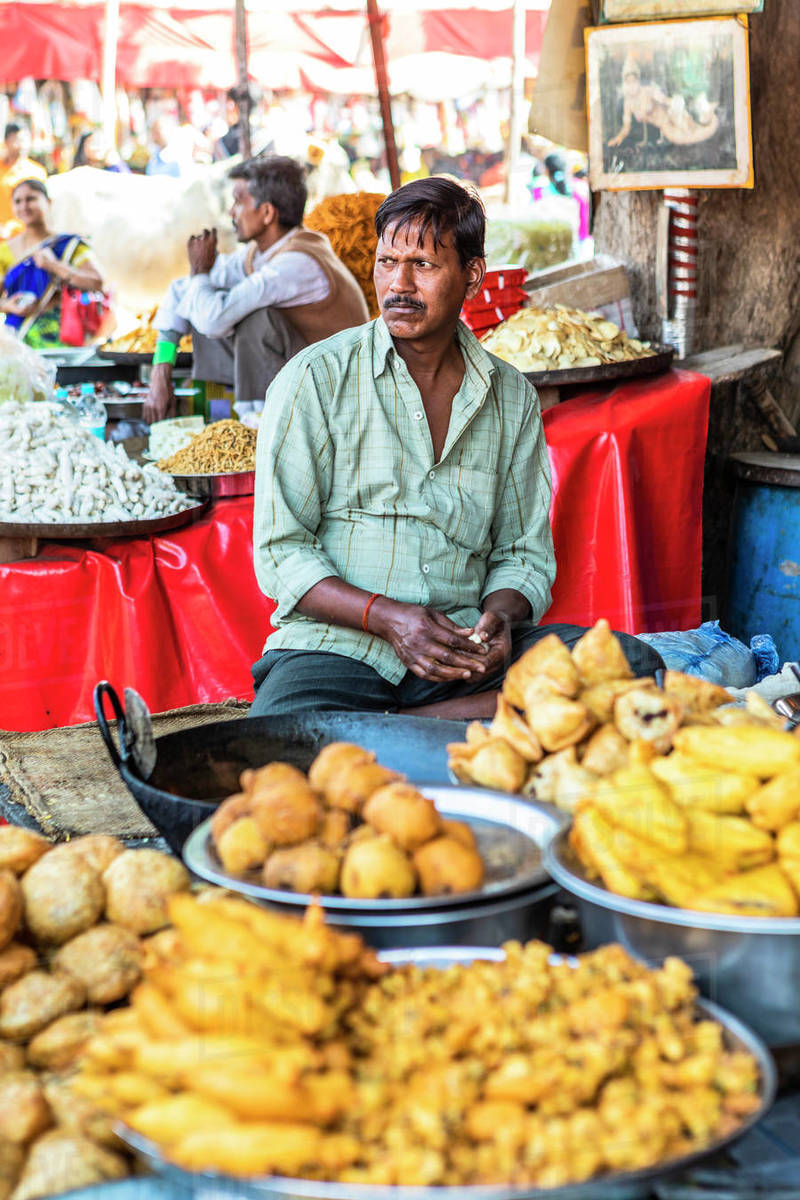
545, 830, 800, 1047
97, 346, 193, 368
183, 787, 565, 913
170, 469, 255, 499
523, 344, 674, 388
0, 501, 208, 540
119, 945, 776, 1200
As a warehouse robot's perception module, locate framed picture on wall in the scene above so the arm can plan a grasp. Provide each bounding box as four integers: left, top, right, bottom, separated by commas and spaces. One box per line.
586, 16, 753, 190
600, 1, 763, 19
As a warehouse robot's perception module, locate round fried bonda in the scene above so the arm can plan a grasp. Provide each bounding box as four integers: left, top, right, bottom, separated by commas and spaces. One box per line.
307, 743, 375, 794
215, 816, 270, 875
56, 834, 124, 876
0, 1041, 25, 1072
0, 969, 86, 1041
263, 841, 340, 894
250, 782, 321, 847
0, 941, 37, 991
26, 1009, 104, 1071
0, 828, 50, 877
413, 836, 485, 897
362, 783, 441, 852
440, 819, 478, 850
324, 762, 402, 814
340, 835, 416, 900
243, 762, 310, 801
21, 847, 104, 945
211, 792, 252, 845
319, 808, 352, 849
0, 871, 23, 952
0, 1071, 52, 1145
52, 923, 142, 1005
103, 849, 190, 935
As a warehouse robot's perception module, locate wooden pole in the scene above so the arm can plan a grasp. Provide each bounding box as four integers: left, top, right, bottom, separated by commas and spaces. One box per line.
366, 0, 401, 191
504, 0, 526, 205
102, 0, 120, 148
234, 0, 252, 159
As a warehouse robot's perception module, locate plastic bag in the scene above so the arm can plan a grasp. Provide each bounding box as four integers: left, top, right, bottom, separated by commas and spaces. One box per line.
484, 203, 575, 275
0, 326, 56, 405
636, 621, 779, 688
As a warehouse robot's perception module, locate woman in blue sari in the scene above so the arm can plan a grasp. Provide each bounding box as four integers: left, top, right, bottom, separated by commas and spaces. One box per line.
0, 178, 105, 347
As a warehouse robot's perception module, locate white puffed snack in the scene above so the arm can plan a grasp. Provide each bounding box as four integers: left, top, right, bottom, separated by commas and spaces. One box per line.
0, 401, 194, 524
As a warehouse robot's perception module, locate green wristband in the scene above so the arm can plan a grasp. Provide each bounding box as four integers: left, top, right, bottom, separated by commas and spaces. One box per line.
153, 340, 178, 366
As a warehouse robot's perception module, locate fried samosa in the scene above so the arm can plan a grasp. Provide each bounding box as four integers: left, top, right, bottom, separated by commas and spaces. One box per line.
489, 695, 543, 762
580, 725, 630, 776
524, 695, 594, 752
580, 677, 654, 724
503, 635, 580, 708
614, 688, 683, 755
662, 672, 730, 719
571, 619, 633, 687
447, 737, 528, 793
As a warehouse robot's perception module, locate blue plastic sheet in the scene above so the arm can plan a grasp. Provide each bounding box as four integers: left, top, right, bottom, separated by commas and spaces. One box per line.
636, 621, 779, 688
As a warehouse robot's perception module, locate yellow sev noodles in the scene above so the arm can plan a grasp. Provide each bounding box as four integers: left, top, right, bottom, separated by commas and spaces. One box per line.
158, 420, 257, 474
305, 192, 386, 318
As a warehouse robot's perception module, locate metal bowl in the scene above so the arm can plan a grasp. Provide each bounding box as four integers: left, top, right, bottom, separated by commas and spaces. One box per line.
545, 829, 800, 1047
170, 470, 255, 498
182, 788, 566, 949
118, 944, 776, 1200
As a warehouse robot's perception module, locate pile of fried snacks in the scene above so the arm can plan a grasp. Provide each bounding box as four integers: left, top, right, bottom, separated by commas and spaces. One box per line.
105, 307, 192, 355
211, 743, 485, 900
479, 303, 655, 373
447, 620, 800, 917
0, 830, 191, 1200
157, 419, 256, 474
72, 894, 763, 1188
305, 192, 385, 318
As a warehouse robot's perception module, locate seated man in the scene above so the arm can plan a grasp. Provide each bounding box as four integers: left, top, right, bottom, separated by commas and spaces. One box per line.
250, 177, 663, 720
144, 154, 369, 423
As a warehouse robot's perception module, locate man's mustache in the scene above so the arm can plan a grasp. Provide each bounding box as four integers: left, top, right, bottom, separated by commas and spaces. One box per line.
384, 296, 425, 310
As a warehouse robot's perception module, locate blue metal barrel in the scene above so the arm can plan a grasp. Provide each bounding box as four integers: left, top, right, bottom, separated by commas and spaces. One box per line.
726, 452, 800, 665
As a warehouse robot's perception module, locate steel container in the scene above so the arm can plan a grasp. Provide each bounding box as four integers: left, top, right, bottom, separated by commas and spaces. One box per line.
545, 829, 800, 1047
170, 469, 255, 498
118, 944, 776, 1200
183, 788, 566, 950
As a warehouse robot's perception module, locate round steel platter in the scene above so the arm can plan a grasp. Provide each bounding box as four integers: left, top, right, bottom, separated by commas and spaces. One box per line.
170, 470, 255, 498
97, 347, 193, 368
523, 344, 674, 388
0, 500, 208, 540
182, 785, 563, 913
118, 944, 776, 1200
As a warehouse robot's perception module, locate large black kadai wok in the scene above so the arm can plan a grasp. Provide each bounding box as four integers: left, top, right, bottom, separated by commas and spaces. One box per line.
94, 681, 467, 855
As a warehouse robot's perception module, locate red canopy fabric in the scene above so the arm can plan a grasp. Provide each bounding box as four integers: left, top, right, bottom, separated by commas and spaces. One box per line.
0, 2, 547, 90
0, 369, 710, 732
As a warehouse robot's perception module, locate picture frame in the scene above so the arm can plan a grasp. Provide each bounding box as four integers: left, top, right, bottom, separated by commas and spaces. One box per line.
586, 17, 753, 190
600, 1, 763, 20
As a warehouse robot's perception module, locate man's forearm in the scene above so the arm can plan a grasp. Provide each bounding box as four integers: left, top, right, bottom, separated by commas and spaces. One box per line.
296, 576, 382, 632
482, 589, 531, 625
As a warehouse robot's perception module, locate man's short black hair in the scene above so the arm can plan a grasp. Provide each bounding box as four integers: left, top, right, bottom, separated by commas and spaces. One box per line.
374, 176, 485, 269
228, 155, 307, 229
4, 123, 21, 141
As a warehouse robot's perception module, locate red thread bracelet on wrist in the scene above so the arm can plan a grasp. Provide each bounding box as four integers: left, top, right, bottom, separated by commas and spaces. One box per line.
362, 592, 382, 633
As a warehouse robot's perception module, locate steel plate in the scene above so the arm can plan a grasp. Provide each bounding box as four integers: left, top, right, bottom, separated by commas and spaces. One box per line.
170, 470, 255, 498
0, 501, 208, 541
545, 830, 800, 935
182, 786, 566, 913
523, 344, 674, 388
118, 944, 776, 1200
97, 346, 193, 368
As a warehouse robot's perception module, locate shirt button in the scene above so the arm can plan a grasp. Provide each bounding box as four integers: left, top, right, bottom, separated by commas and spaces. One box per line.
422, 564, 430, 574
428, 470, 435, 480
413, 411, 424, 420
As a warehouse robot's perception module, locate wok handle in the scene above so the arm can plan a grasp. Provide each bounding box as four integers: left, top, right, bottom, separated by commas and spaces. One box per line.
93, 680, 127, 770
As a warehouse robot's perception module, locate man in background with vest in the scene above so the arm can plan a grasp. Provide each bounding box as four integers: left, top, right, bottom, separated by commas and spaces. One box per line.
144, 155, 368, 423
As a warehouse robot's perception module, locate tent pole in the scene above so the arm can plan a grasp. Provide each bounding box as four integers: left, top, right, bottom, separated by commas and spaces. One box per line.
503, 0, 526, 205
102, 0, 120, 148
235, 0, 252, 159
366, 0, 400, 190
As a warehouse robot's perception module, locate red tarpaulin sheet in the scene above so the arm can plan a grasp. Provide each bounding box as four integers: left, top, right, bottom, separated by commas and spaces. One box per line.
0, 369, 710, 732
0, 3, 547, 89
